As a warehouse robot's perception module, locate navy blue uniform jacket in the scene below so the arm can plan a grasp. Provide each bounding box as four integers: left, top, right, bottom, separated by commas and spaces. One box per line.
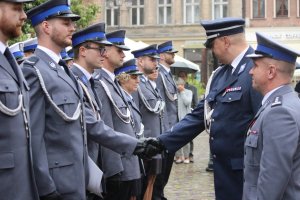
159, 47, 262, 200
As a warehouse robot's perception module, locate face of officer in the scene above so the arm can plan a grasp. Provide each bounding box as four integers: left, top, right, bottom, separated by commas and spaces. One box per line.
147, 67, 159, 81
79, 42, 106, 73
160, 52, 175, 66
210, 36, 230, 65
138, 56, 158, 75
118, 73, 140, 94
0, 2, 27, 43
44, 18, 76, 49
249, 57, 273, 95
104, 45, 125, 71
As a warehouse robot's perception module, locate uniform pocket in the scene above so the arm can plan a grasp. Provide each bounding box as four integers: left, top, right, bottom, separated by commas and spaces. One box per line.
0, 79, 19, 109
0, 152, 14, 198
48, 151, 76, 194
220, 92, 242, 103
52, 93, 78, 117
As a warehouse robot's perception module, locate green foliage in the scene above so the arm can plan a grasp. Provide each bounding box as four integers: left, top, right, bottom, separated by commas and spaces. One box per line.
9, 0, 100, 45
187, 75, 205, 97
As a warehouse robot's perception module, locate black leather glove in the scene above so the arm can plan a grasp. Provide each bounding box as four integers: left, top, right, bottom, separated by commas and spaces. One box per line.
40, 191, 62, 200
146, 138, 166, 152
133, 138, 164, 159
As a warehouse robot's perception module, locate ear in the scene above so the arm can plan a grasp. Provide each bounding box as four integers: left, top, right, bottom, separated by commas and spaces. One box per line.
268, 64, 276, 79
41, 21, 50, 35
223, 36, 230, 48
79, 46, 86, 57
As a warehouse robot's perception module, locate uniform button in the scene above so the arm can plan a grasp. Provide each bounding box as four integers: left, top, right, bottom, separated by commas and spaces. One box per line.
229, 97, 232, 101
5, 86, 9, 90
211, 137, 214, 141
211, 118, 215, 122
213, 154, 216, 158
64, 97, 67, 101
55, 161, 59, 165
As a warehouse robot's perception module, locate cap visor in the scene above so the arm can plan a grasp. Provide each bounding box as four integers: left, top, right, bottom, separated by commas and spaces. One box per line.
94, 40, 113, 46
149, 54, 160, 59
57, 14, 81, 21
129, 71, 143, 75
114, 44, 130, 51
246, 53, 264, 58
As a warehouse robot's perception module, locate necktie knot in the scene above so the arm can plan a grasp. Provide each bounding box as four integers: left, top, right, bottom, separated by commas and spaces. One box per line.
59, 59, 70, 76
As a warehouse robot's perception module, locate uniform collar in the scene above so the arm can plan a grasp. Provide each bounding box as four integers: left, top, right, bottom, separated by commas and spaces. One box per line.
160, 63, 170, 73
262, 85, 284, 105
0, 41, 6, 54
37, 45, 61, 64
73, 63, 92, 81
231, 46, 249, 73
102, 67, 115, 81
149, 80, 157, 89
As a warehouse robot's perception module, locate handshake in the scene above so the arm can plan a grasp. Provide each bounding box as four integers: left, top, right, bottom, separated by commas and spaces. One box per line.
133, 138, 165, 159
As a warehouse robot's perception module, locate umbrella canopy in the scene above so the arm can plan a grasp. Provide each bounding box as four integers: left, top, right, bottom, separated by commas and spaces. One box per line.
171, 61, 199, 75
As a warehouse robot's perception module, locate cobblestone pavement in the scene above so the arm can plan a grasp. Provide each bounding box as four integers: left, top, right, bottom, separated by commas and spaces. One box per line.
165, 132, 215, 200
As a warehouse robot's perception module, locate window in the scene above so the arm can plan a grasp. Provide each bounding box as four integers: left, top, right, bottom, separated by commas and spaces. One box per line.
106, 0, 119, 26
184, 0, 200, 24
131, 0, 144, 25
276, 0, 288, 17
252, 0, 265, 18
212, 0, 228, 19
158, 0, 172, 24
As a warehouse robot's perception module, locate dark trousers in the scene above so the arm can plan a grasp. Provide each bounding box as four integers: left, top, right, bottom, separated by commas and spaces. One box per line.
152, 152, 174, 200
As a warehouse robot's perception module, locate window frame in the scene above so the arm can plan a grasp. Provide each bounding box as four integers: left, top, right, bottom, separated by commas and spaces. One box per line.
183, 0, 200, 24
105, 1, 120, 27
274, 0, 290, 18
212, 0, 228, 19
157, 0, 172, 25
251, 0, 266, 19
130, 0, 145, 26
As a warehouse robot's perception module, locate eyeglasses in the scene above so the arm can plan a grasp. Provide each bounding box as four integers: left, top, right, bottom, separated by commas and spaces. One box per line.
130, 74, 139, 80
85, 45, 106, 56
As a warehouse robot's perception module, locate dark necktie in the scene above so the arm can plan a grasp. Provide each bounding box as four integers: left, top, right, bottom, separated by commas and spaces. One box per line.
4, 48, 19, 78
89, 77, 102, 110
218, 64, 233, 86
58, 59, 70, 76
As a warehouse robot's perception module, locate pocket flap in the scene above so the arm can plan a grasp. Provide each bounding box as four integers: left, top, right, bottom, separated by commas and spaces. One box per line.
0, 152, 14, 169
52, 93, 77, 105
48, 151, 74, 168
220, 92, 242, 103
0, 79, 18, 92
245, 134, 258, 148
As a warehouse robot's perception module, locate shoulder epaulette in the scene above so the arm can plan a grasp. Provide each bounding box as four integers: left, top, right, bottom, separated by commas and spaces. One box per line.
271, 96, 282, 107
23, 56, 39, 67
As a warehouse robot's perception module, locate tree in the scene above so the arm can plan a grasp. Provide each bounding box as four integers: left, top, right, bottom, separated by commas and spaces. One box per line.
9, 0, 100, 45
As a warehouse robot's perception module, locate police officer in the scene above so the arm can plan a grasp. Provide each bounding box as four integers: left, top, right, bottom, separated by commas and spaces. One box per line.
243, 32, 300, 200
93, 30, 142, 200
153, 40, 179, 200
0, 0, 39, 199
71, 23, 150, 200
147, 18, 263, 200
132, 45, 164, 200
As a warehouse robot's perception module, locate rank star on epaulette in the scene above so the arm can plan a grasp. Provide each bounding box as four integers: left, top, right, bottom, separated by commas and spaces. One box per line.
271, 96, 282, 107
49, 61, 56, 69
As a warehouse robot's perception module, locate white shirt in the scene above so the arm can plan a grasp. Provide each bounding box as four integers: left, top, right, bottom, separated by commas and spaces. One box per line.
102, 67, 115, 81
231, 46, 249, 74
149, 80, 157, 89
160, 63, 170, 73
262, 86, 284, 105
73, 63, 92, 81
0, 41, 6, 54
37, 45, 61, 64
